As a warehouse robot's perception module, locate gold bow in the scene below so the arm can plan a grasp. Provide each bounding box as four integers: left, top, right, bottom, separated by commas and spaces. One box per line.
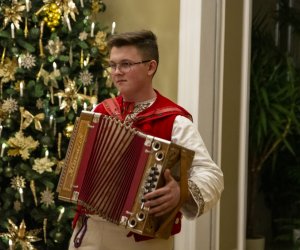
38, 68, 60, 88
3, 3, 26, 29
20, 107, 45, 131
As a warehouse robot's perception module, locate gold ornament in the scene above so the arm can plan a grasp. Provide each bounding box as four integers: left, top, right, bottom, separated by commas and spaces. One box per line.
1, 47, 6, 65
61, 0, 79, 21
39, 21, 45, 57
79, 31, 88, 41
20, 107, 45, 132
38, 67, 60, 88
0, 103, 8, 121
3, 2, 26, 29
57, 132, 62, 159
45, 37, 66, 57
32, 157, 55, 174
10, 175, 26, 190
24, 17, 29, 38
30, 180, 38, 206
43, 2, 62, 31
79, 70, 93, 86
37, 67, 61, 104
80, 49, 84, 68
69, 45, 73, 66
10, 175, 26, 203
54, 77, 97, 113
0, 58, 18, 84
37, 0, 78, 31
63, 123, 74, 138
14, 200, 22, 212
94, 31, 108, 54
19, 53, 37, 69
43, 218, 47, 244
2, 97, 18, 114
40, 188, 55, 207
0, 219, 42, 250
7, 131, 39, 160
90, 0, 105, 20
36, 63, 44, 81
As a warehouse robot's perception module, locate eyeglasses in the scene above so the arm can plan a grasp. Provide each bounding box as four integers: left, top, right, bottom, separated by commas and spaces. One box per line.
106, 60, 151, 74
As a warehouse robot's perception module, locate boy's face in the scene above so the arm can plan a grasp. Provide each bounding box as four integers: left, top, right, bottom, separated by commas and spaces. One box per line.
108, 45, 155, 101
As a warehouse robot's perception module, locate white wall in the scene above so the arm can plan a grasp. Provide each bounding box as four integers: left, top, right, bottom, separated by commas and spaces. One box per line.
99, 0, 180, 101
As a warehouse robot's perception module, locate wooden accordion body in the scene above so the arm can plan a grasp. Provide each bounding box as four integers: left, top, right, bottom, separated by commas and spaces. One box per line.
57, 111, 195, 238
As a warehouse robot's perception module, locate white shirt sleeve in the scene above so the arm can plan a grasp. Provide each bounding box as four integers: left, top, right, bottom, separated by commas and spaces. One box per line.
171, 116, 224, 219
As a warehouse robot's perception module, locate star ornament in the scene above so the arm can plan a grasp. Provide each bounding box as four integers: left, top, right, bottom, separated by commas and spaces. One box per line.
20, 53, 36, 70
0, 219, 42, 250
40, 188, 55, 207
10, 175, 26, 190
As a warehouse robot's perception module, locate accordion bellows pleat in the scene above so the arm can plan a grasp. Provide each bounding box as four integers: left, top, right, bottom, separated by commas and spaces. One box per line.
57, 111, 195, 238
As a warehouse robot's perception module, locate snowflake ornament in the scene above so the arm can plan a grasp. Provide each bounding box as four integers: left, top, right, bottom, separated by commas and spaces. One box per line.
20, 53, 36, 69
36, 98, 44, 109
2, 97, 18, 114
40, 188, 55, 207
79, 70, 93, 86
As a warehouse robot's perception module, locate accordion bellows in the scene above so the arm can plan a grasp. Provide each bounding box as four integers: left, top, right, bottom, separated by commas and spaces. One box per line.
57, 111, 195, 238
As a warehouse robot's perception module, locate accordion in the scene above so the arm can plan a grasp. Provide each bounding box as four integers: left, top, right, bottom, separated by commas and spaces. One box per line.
57, 111, 195, 238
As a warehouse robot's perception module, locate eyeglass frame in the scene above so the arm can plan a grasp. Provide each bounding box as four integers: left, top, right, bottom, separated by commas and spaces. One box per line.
106, 60, 152, 74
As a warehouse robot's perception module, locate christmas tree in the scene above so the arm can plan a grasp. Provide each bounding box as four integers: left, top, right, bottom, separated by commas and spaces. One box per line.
0, 0, 117, 249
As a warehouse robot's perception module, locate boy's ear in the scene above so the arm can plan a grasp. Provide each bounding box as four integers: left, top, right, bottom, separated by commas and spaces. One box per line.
148, 60, 158, 76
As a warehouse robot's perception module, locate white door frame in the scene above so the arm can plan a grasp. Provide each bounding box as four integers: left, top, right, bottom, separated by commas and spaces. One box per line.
237, 1, 252, 249
176, 0, 253, 249
175, 0, 225, 249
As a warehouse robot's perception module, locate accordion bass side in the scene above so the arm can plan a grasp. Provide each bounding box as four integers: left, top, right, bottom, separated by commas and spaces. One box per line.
57, 111, 195, 238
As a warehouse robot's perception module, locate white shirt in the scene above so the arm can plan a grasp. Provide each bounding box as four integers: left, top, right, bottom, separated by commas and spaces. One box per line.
172, 116, 224, 218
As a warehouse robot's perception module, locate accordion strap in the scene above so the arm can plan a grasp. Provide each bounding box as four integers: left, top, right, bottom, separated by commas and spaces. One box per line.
154, 148, 191, 238
102, 98, 122, 120
73, 214, 89, 248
